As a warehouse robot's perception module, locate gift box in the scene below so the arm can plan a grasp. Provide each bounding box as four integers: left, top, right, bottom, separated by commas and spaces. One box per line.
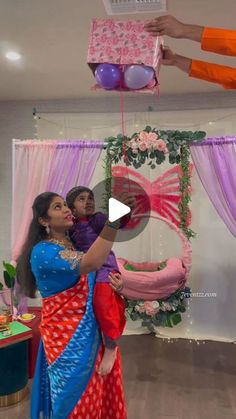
87, 18, 163, 92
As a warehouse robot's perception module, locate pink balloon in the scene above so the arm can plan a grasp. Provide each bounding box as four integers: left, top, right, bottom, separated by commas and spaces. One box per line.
124, 65, 155, 90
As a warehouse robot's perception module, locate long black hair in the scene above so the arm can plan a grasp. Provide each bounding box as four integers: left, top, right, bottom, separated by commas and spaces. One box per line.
17, 192, 59, 298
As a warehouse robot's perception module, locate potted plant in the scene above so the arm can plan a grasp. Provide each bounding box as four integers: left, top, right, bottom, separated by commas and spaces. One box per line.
0, 261, 16, 327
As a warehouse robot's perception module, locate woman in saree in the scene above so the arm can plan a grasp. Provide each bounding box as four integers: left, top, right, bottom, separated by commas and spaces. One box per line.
17, 191, 134, 419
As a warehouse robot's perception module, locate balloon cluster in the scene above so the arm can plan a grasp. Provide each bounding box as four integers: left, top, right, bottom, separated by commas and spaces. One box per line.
95, 63, 155, 90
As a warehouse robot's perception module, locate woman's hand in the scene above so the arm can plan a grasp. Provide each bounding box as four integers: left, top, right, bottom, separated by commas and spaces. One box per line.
144, 15, 204, 43
161, 45, 177, 66
144, 15, 186, 38
109, 272, 124, 293
161, 45, 192, 74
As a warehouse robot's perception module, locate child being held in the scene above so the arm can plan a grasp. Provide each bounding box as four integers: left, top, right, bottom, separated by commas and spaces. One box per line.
66, 186, 130, 375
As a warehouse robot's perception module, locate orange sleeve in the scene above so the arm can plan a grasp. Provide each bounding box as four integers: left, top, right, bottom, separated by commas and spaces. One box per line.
201, 27, 236, 56
190, 59, 236, 89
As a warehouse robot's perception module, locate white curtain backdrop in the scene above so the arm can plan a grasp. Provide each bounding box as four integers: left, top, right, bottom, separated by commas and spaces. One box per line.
34, 108, 236, 342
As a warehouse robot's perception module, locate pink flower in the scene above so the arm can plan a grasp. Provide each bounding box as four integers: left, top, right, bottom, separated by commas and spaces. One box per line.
135, 304, 145, 313
129, 34, 137, 43
138, 141, 147, 151
162, 302, 172, 312
112, 37, 119, 46
144, 137, 155, 150
122, 47, 129, 56
143, 301, 158, 316
105, 47, 112, 55
107, 20, 115, 30
146, 39, 154, 49
133, 23, 143, 33
144, 141, 153, 150
153, 139, 166, 152
100, 34, 108, 43
163, 147, 169, 154
89, 47, 96, 55
125, 22, 133, 31
134, 48, 141, 58
147, 132, 158, 142
138, 131, 149, 142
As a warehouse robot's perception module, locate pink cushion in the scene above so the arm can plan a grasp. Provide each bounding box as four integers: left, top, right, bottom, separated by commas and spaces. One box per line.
118, 257, 187, 300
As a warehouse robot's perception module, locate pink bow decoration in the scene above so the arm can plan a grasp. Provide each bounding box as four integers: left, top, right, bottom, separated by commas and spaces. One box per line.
112, 165, 193, 229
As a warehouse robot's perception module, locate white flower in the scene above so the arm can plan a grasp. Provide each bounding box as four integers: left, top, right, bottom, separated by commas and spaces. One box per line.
152, 301, 160, 309
131, 142, 139, 150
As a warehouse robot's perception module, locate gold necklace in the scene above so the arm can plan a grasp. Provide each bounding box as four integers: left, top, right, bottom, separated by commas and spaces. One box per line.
47, 237, 75, 250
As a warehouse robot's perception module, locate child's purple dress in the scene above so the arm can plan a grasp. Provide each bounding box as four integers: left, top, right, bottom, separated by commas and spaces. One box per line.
70, 212, 126, 344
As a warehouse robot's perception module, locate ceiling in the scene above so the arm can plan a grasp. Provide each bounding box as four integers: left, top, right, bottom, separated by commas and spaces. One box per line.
0, 0, 235, 100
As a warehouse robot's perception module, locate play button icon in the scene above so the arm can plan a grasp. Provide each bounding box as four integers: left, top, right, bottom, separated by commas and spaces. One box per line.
90, 176, 150, 242
108, 197, 131, 222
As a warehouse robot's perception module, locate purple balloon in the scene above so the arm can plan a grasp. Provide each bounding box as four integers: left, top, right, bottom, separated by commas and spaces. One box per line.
124, 65, 155, 90
95, 64, 122, 90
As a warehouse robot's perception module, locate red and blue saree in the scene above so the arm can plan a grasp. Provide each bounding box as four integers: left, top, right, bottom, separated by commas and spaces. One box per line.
30, 241, 126, 418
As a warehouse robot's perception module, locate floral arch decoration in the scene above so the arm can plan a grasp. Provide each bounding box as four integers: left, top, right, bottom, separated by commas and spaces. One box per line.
103, 126, 206, 331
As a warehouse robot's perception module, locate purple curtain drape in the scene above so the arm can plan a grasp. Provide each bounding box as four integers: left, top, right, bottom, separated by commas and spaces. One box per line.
190, 136, 236, 237
46, 141, 103, 196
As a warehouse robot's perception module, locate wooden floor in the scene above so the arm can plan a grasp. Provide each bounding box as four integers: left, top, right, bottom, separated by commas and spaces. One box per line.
0, 335, 236, 419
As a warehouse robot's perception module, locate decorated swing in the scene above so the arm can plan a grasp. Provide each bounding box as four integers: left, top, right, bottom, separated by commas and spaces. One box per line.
103, 126, 206, 331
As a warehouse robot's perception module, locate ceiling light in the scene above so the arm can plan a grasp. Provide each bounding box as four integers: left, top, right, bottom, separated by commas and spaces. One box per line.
5, 51, 21, 61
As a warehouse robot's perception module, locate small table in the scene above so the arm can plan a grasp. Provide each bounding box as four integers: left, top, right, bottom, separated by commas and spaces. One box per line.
18, 307, 41, 379
0, 321, 32, 407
